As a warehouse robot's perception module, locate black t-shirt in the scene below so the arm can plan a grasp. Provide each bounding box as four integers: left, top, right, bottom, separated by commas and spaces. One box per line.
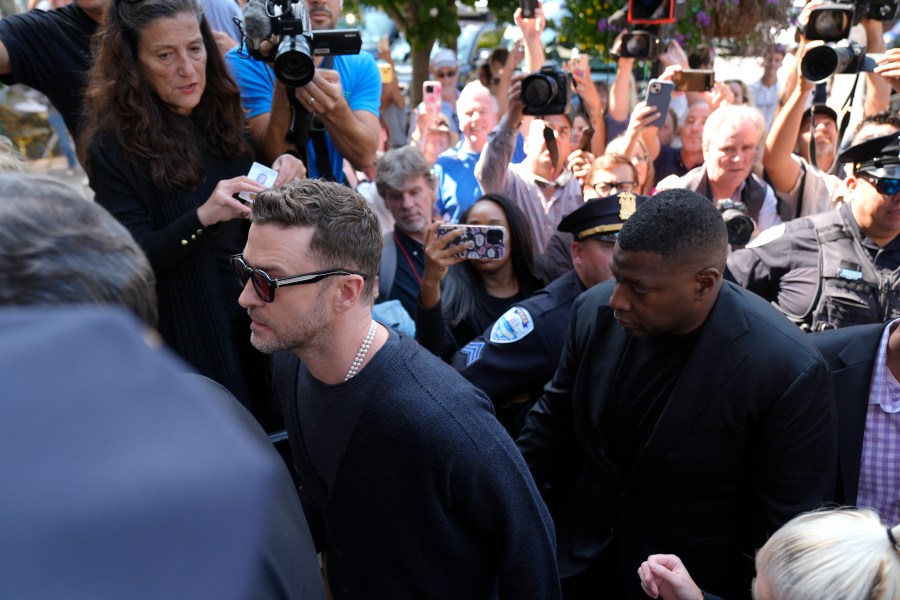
602, 327, 702, 474
0, 3, 97, 139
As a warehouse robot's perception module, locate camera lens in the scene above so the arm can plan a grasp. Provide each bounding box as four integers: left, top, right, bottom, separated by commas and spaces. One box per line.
810, 9, 850, 40
486, 229, 503, 244
521, 75, 558, 109
721, 210, 754, 246
625, 34, 649, 57
274, 35, 315, 87
425, 85, 434, 93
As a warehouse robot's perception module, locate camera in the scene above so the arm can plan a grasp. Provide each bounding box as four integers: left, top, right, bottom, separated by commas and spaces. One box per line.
802, 0, 899, 42
800, 40, 878, 83
241, 0, 362, 87
612, 28, 663, 60
521, 62, 571, 116
716, 199, 754, 247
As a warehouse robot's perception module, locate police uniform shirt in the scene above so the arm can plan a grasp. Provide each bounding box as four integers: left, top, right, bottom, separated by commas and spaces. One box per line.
728, 203, 900, 325
453, 270, 586, 407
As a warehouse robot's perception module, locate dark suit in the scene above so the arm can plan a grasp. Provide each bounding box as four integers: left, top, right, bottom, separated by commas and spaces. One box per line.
518, 280, 837, 600
811, 323, 884, 505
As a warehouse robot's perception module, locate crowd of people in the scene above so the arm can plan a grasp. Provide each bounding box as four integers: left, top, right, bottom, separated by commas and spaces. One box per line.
2, 0, 900, 596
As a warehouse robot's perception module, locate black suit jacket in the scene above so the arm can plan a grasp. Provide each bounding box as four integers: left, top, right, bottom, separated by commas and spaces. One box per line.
811, 323, 884, 505
518, 281, 837, 600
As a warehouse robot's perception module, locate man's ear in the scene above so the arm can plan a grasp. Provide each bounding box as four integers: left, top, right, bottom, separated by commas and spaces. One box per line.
333, 275, 366, 314
694, 267, 721, 300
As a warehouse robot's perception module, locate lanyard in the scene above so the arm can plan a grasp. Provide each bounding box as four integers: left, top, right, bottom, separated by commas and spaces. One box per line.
393, 232, 423, 286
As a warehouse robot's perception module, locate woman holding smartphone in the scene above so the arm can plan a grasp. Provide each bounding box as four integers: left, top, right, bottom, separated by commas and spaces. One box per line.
416, 193, 544, 361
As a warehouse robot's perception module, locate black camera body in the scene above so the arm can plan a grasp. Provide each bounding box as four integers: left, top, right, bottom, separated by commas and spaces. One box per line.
803, 0, 899, 41
716, 199, 754, 247
800, 39, 878, 82
521, 62, 571, 116
243, 0, 361, 87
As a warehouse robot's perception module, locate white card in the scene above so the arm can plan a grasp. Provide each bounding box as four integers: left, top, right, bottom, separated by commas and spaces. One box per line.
238, 162, 279, 203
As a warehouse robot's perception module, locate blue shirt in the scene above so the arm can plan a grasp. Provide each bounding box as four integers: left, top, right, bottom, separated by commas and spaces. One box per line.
224, 48, 381, 182
434, 135, 527, 223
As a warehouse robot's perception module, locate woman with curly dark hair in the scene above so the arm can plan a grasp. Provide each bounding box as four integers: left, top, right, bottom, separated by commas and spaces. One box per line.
416, 193, 545, 362
79, 0, 304, 427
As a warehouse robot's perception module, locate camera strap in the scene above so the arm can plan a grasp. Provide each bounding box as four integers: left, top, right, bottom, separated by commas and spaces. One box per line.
283, 55, 339, 182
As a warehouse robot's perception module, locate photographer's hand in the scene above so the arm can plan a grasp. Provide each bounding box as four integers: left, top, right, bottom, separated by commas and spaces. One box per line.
294, 69, 380, 172
875, 49, 900, 93
506, 73, 528, 130
658, 40, 689, 69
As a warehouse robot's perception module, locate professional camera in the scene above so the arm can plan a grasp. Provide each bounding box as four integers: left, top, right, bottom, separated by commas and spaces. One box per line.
241, 0, 362, 87
802, 0, 899, 42
716, 199, 754, 247
800, 40, 878, 83
521, 62, 571, 116
611, 27, 663, 60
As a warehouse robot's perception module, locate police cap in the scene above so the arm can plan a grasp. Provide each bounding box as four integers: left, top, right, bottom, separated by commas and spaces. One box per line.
838, 130, 900, 177
557, 191, 650, 242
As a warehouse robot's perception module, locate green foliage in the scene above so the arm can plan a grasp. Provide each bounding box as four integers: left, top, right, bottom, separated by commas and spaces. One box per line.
558, 0, 794, 59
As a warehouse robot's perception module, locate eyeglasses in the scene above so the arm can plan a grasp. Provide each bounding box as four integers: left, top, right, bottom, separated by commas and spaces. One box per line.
230, 254, 366, 303
857, 171, 900, 196
435, 69, 458, 79
592, 180, 635, 195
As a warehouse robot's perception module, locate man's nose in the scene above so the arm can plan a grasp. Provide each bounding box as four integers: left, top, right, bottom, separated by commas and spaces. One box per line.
609, 282, 629, 312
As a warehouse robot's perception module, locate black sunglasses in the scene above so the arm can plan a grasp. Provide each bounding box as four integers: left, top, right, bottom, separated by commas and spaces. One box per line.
230, 254, 367, 303
857, 171, 900, 196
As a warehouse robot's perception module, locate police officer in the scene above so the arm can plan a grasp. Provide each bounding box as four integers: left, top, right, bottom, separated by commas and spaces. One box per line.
452, 192, 648, 435
728, 130, 900, 330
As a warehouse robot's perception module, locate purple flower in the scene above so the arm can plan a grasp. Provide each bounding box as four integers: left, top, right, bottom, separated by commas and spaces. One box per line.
766, 0, 779, 4
597, 18, 608, 32
696, 9, 712, 26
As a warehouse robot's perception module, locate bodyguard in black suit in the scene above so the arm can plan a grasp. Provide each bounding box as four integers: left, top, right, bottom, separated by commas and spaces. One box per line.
518, 190, 837, 600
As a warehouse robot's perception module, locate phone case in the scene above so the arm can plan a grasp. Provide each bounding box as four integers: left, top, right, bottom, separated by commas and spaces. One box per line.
645, 79, 674, 128
423, 80, 442, 115
673, 69, 714, 92
520, 0, 538, 19
437, 225, 507, 260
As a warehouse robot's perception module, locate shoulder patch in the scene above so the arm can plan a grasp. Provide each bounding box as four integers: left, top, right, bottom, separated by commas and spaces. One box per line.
459, 341, 485, 366
746, 223, 786, 248
489, 306, 535, 344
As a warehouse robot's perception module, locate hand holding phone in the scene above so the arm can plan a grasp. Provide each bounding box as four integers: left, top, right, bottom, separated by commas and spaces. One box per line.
644, 79, 674, 128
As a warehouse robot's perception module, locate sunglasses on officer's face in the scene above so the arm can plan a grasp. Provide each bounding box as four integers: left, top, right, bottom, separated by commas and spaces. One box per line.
857, 171, 900, 196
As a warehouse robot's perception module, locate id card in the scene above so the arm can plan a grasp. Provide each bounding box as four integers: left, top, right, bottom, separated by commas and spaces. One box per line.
238, 162, 278, 204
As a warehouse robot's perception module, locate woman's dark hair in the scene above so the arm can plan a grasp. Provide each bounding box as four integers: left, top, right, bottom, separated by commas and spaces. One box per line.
79, 0, 251, 190
442, 193, 544, 327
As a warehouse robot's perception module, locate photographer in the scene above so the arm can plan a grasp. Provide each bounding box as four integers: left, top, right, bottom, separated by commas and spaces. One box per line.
656, 104, 782, 243
764, 0, 893, 220
475, 70, 584, 253
225, 0, 380, 183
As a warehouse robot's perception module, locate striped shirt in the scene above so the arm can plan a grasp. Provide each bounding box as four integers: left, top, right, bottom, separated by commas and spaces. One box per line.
858, 318, 900, 524
476, 119, 584, 252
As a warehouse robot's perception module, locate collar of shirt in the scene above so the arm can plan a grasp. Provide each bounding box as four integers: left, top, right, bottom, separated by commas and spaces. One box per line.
870, 318, 900, 412
531, 169, 573, 190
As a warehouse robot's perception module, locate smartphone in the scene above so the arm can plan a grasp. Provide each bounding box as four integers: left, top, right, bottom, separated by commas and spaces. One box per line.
378, 62, 393, 84
520, 0, 538, 19
436, 224, 507, 260
645, 79, 674, 128
423, 80, 442, 116
673, 69, 715, 92
569, 49, 589, 80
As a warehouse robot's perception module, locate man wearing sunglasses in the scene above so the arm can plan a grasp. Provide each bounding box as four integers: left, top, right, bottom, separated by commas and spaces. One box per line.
728, 130, 900, 331
406, 48, 461, 142
235, 178, 560, 598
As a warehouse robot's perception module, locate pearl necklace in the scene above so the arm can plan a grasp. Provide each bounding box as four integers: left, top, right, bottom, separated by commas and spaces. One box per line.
345, 320, 377, 381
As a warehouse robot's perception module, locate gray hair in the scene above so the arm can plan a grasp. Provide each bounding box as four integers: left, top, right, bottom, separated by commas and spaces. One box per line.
0, 174, 157, 325
0, 136, 29, 173
375, 146, 436, 199
702, 104, 765, 152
